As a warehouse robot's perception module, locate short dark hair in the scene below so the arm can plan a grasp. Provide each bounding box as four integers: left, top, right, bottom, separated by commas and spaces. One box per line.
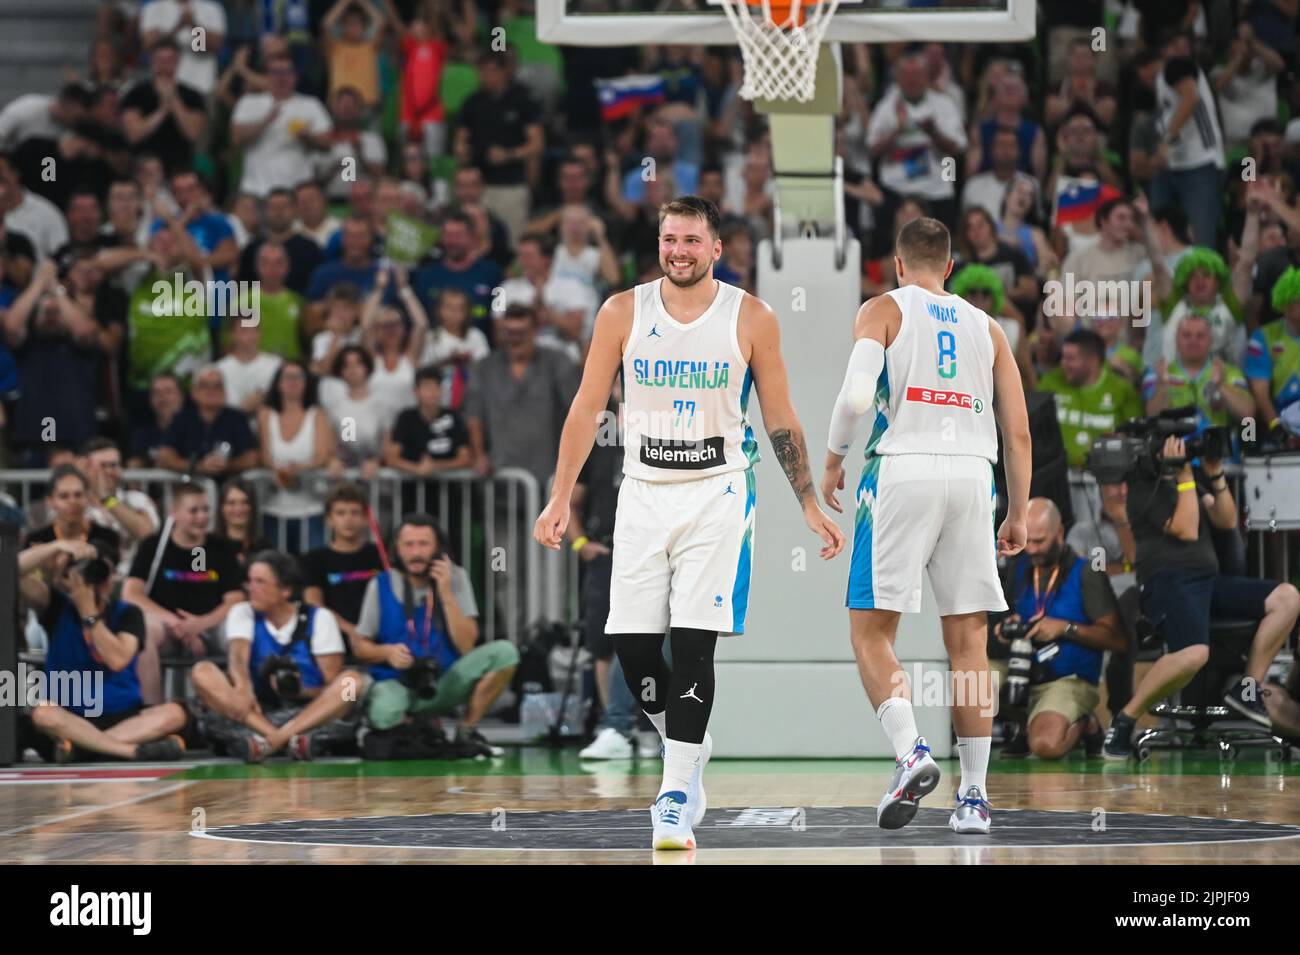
895, 217, 952, 272
1095, 197, 1132, 228
266, 187, 296, 204
325, 483, 368, 514
1251, 118, 1283, 139
501, 303, 537, 323
48, 464, 88, 493
415, 365, 442, 387
1151, 204, 1191, 245
327, 282, 361, 304
149, 36, 181, 55
332, 343, 375, 378
1063, 328, 1106, 364
441, 211, 474, 234
172, 481, 208, 504
518, 233, 553, 257
396, 512, 447, 555
80, 437, 119, 457
248, 549, 302, 597
658, 195, 721, 241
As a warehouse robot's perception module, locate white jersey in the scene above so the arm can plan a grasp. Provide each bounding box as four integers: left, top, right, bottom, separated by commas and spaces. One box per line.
1156, 61, 1224, 171
870, 284, 999, 462
620, 278, 759, 483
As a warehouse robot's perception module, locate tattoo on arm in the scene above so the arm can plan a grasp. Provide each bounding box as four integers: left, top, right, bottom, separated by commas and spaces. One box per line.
770, 428, 814, 504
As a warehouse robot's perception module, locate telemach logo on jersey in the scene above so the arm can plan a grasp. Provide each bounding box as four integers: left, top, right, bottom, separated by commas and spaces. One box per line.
906, 386, 984, 413
640, 434, 726, 469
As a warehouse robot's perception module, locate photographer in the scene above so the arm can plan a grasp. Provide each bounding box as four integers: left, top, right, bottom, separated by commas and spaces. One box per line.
995, 499, 1125, 759
1104, 436, 1300, 757
17, 538, 188, 762
190, 551, 364, 762
80, 437, 162, 578
352, 514, 518, 756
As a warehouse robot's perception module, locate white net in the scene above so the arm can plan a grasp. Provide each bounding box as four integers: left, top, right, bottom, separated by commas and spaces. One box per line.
717, 0, 842, 103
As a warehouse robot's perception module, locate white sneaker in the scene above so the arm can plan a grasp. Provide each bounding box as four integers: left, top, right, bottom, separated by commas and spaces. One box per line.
650, 790, 695, 850
636, 731, 663, 759
579, 728, 633, 760
950, 785, 992, 834
685, 731, 713, 827
876, 736, 941, 830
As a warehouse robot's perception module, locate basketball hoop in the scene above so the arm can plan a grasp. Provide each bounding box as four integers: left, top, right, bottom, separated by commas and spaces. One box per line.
718, 0, 842, 103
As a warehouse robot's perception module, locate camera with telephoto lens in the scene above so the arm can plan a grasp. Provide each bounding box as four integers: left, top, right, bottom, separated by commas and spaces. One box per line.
399, 656, 440, 699
1085, 406, 1232, 484
69, 554, 112, 588
258, 655, 302, 701
1002, 618, 1035, 709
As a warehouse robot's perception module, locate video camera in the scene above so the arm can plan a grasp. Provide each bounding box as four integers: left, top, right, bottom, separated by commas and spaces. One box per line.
1085, 406, 1231, 484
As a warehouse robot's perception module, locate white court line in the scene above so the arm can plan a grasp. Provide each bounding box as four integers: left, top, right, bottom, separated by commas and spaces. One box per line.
0, 780, 193, 838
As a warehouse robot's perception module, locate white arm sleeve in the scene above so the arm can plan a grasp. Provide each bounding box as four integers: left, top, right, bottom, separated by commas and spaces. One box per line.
827, 338, 886, 454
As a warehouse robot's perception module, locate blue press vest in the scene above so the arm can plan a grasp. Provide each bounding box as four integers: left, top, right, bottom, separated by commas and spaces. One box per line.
45, 599, 141, 716
1010, 556, 1103, 685
249, 604, 326, 701
370, 572, 458, 682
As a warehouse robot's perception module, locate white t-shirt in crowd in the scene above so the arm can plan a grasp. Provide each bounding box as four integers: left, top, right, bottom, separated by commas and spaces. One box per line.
319, 378, 396, 462
866, 86, 968, 200
216, 351, 283, 411
225, 600, 345, 657
1211, 57, 1277, 145
552, 244, 601, 289
368, 354, 417, 413
139, 0, 227, 95
0, 95, 61, 150
231, 92, 332, 197
310, 326, 365, 367
6, 191, 69, 259
319, 132, 387, 201
88, 489, 161, 578
1156, 59, 1224, 171
420, 325, 490, 369
498, 274, 600, 342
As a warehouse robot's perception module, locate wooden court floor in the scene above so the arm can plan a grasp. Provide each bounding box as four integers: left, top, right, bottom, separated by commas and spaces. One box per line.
3, 750, 1299, 864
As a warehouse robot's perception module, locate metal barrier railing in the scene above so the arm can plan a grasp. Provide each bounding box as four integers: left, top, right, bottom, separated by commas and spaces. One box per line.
3, 466, 567, 646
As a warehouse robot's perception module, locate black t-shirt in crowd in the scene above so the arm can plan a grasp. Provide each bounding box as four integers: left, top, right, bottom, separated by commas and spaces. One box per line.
458, 83, 541, 186
127, 531, 243, 615
576, 436, 621, 547
953, 242, 1033, 301
160, 405, 257, 464
390, 406, 469, 462
1127, 469, 1219, 584
238, 233, 324, 295
24, 522, 122, 564
301, 543, 384, 624
119, 80, 207, 174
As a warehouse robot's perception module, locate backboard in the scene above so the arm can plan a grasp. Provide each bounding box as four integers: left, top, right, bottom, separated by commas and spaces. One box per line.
537, 0, 1035, 46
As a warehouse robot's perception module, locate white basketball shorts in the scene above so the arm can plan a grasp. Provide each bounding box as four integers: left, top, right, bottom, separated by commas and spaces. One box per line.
847, 452, 1006, 616
605, 468, 755, 636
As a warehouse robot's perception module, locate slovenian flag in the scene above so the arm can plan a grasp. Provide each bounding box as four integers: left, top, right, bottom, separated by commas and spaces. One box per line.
1054, 177, 1122, 226
596, 75, 667, 122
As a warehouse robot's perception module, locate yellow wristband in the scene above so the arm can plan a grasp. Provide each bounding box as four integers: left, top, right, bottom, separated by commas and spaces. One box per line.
571, 536, 589, 552
1270, 417, 1281, 429
1177, 481, 1196, 493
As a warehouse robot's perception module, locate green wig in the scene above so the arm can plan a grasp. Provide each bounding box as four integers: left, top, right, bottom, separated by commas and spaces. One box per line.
1272, 266, 1300, 314
951, 263, 1006, 315
1167, 247, 1241, 321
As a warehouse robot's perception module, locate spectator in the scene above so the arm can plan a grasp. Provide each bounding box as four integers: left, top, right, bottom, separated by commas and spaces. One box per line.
320, 344, 390, 478
397, 9, 451, 159
453, 51, 544, 242
0, 151, 69, 259
0, 83, 89, 153
1056, 199, 1150, 330
962, 126, 1027, 222
1105, 436, 1300, 757
622, 116, 700, 207
1244, 179, 1300, 327
1151, 31, 1225, 248
122, 482, 244, 702
968, 72, 1047, 181
80, 437, 162, 578
352, 514, 517, 755
449, 165, 512, 269
525, 154, 599, 239
993, 498, 1124, 759
155, 366, 260, 478
237, 187, 324, 296
258, 359, 335, 551
955, 206, 1036, 318
384, 365, 471, 476
294, 180, 341, 248
23, 464, 123, 562
319, 87, 387, 203
1211, 22, 1284, 150
302, 482, 385, 654
1044, 37, 1118, 132
949, 263, 1035, 388
127, 372, 185, 467
716, 220, 755, 294
119, 39, 205, 175
244, 243, 307, 360
1144, 312, 1255, 439
230, 54, 332, 198
498, 234, 598, 363
321, 0, 388, 109
304, 216, 381, 334
418, 287, 488, 410
138, 0, 226, 96
18, 537, 188, 762
309, 282, 364, 377
1091, 311, 1144, 386
52, 192, 114, 273
1037, 328, 1143, 470
412, 211, 503, 340
997, 173, 1058, 281
1155, 249, 1248, 366
1046, 107, 1123, 251
1246, 267, 1300, 436
554, 204, 620, 292
866, 49, 967, 229
214, 476, 272, 568
1132, 203, 1193, 304
166, 170, 238, 280
2, 258, 112, 464
362, 266, 426, 412
216, 318, 283, 414
862, 197, 927, 298
191, 550, 363, 761
226, 193, 261, 250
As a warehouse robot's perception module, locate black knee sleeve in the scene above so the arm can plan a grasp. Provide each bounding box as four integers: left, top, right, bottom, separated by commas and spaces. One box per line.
665, 627, 717, 744
612, 633, 671, 714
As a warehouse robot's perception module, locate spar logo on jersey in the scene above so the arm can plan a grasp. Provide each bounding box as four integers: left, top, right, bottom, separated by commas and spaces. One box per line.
906, 386, 983, 413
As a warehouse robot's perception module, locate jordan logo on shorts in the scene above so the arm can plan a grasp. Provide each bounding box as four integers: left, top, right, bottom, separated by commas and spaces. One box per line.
680, 683, 704, 703
648, 324, 661, 339
723, 481, 735, 495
